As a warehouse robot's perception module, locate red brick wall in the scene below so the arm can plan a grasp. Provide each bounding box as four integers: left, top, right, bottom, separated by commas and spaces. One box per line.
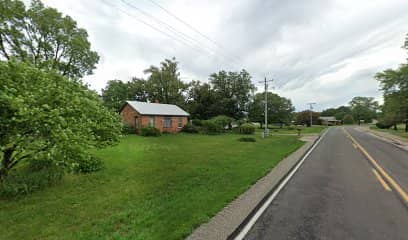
140, 116, 188, 133
120, 104, 188, 133
120, 104, 141, 133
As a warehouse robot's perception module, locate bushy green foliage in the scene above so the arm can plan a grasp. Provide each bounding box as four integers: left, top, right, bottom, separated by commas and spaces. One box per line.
0, 61, 122, 181
211, 115, 234, 129
0, 160, 64, 197
181, 123, 199, 133
191, 119, 203, 126
201, 120, 223, 134
376, 121, 393, 129
238, 137, 256, 142
122, 122, 135, 134
286, 125, 295, 130
239, 123, 256, 134
141, 127, 161, 136
0, 0, 99, 79
343, 114, 355, 124
73, 156, 104, 173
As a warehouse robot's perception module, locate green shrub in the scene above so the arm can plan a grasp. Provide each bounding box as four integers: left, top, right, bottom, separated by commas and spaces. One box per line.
239, 123, 256, 134
0, 162, 64, 197
122, 122, 135, 134
191, 119, 203, 126
181, 123, 199, 133
201, 120, 223, 134
73, 156, 104, 173
238, 137, 256, 142
376, 121, 393, 129
343, 114, 355, 124
211, 115, 234, 129
286, 125, 295, 130
141, 127, 161, 137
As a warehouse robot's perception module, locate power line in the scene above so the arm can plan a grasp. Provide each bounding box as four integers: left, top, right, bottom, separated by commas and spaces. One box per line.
121, 0, 242, 66
119, 0, 216, 56
100, 0, 214, 57
102, 0, 239, 68
145, 0, 243, 63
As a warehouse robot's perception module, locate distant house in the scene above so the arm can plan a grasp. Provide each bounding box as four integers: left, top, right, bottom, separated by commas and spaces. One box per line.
319, 116, 341, 126
120, 101, 189, 133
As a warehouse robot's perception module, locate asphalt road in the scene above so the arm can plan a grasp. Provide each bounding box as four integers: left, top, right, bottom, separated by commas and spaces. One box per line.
243, 126, 408, 240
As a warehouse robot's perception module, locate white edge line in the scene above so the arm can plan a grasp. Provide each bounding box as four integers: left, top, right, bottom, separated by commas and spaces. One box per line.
234, 128, 330, 240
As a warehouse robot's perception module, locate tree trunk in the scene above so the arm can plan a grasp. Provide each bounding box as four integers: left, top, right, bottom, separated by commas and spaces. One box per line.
405, 119, 408, 133
0, 148, 14, 181
394, 122, 398, 131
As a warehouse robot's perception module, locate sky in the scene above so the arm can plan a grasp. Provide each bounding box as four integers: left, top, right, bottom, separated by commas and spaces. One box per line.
37, 0, 408, 111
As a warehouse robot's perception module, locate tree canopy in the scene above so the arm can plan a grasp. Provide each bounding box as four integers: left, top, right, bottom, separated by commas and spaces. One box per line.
375, 64, 408, 130
209, 69, 256, 119
349, 96, 379, 123
0, 0, 99, 79
248, 92, 294, 127
0, 61, 121, 180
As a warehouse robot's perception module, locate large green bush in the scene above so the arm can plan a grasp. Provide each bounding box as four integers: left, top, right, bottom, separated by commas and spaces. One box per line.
0, 61, 122, 182
239, 123, 256, 134
0, 160, 64, 197
181, 123, 199, 133
73, 156, 104, 173
201, 120, 223, 134
376, 121, 393, 129
211, 115, 234, 129
122, 122, 135, 134
141, 127, 161, 136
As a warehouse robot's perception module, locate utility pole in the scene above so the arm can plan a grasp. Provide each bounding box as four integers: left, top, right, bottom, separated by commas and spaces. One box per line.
307, 102, 316, 127
259, 77, 274, 138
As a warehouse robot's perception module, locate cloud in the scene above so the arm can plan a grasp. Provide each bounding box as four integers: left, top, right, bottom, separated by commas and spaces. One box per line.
39, 0, 408, 110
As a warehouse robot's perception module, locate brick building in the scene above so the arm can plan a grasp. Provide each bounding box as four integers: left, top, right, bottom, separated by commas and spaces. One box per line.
120, 101, 189, 133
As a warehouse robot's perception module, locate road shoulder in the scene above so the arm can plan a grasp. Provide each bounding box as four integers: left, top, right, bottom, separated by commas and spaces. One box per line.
186, 134, 321, 240
355, 126, 408, 152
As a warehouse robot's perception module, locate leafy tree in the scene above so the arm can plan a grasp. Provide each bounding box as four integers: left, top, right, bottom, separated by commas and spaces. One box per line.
185, 81, 217, 119
321, 108, 337, 117
144, 57, 187, 106
375, 64, 408, 131
248, 92, 294, 128
0, 61, 121, 180
101, 80, 130, 111
0, 0, 99, 79
343, 114, 354, 124
295, 111, 320, 126
334, 106, 352, 121
349, 96, 379, 124
101, 78, 149, 111
209, 69, 256, 119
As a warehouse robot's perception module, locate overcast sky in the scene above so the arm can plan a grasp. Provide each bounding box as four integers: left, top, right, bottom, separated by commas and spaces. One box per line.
39, 0, 408, 111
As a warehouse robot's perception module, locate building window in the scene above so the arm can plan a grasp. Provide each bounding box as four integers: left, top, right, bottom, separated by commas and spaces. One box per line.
149, 116, 155, 127
178, 117, 183, 128
164, 117, 172, 128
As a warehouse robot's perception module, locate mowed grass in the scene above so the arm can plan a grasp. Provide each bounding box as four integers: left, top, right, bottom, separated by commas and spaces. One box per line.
370, 124, 408, 139
0, 133, 304, 240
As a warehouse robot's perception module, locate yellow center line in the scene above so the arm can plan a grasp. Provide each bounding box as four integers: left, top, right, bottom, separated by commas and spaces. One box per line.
342, 127, 408, 203
372, 168, 392, 191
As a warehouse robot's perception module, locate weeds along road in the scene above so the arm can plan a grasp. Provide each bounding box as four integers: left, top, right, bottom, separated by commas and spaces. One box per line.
243, 126, 408, 240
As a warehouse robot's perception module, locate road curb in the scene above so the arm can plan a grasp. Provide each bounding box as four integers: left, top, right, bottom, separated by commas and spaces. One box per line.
186, 130, 326, 240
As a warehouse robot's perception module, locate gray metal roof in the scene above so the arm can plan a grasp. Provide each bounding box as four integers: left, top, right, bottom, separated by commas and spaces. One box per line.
125, 101, 189, 116
319, 116, 338, 121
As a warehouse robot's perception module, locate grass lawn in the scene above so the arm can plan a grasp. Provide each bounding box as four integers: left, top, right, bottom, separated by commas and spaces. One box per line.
256, 125, 327, 135
0, 133, 304, 240
370, 124, 408, 139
